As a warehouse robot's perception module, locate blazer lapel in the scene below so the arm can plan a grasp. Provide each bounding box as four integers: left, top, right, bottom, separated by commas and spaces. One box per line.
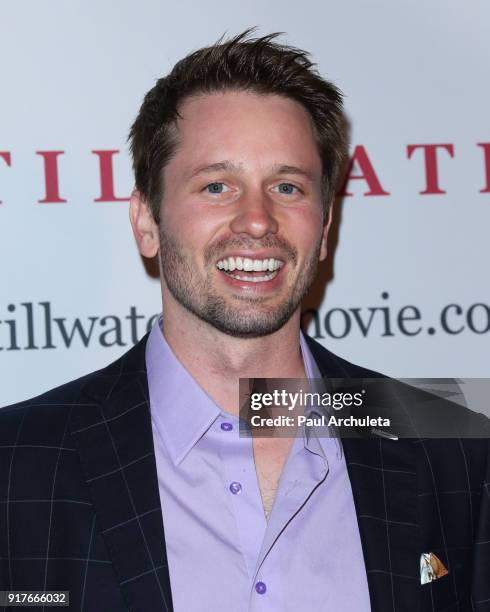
305, 335, 420, 611
341, 437, 419, 611
69, 337, 174, 612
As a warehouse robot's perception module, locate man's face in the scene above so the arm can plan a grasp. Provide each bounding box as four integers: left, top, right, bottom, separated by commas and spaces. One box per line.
156, 91, 328, 337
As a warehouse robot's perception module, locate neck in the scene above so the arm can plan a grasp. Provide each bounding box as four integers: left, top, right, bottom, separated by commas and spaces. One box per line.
160, 292, 307, 415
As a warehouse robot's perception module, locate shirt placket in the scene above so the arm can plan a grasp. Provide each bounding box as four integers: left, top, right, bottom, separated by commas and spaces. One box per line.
218, 414, 267, 584
248, 431, 330, 612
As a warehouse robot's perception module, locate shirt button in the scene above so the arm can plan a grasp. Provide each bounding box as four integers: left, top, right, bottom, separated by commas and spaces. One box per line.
229, 481, 242, 494
221, 422, 233, 431
255, 581, 267, 595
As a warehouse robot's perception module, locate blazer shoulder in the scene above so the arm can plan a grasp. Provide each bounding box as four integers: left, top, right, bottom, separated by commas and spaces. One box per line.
0, 334, 150, 442
0, 371, 97, 439
304, 334, 490, 440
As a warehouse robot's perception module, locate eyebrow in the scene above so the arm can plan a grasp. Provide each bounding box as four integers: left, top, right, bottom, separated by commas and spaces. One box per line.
188, 160, 315, 181
272, 164, 315, 182
189, 161, 243, 179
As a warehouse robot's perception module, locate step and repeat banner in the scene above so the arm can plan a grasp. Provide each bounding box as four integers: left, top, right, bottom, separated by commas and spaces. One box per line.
1, 1, 489, 405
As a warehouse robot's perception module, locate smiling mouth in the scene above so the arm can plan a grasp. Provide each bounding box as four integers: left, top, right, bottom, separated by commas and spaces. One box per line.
216, 256, 284, 283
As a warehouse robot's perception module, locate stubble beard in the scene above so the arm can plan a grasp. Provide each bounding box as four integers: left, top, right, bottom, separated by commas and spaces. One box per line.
158, 226, 322, 338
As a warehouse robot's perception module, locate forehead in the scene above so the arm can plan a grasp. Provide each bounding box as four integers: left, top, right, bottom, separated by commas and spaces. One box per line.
167, 90, 322, 177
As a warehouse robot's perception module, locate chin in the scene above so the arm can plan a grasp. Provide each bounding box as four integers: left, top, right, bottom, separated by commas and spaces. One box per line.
205, 308, 297, 339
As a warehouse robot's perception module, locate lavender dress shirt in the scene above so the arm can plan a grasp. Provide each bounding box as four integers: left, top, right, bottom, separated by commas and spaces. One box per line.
146, 317, 371, 611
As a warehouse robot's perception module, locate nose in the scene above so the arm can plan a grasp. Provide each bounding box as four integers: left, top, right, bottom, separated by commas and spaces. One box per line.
229, 189, 279, 238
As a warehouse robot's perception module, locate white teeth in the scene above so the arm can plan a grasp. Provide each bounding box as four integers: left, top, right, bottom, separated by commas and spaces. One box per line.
216, 256, 283, 272
227, 271, 278, 282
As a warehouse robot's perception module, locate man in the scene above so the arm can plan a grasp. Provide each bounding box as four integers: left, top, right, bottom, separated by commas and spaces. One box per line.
1, 31, 489, 612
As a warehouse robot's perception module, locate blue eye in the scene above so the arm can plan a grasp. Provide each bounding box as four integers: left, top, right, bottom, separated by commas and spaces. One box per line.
274, 183, 299, 195
205, 182, 230, 194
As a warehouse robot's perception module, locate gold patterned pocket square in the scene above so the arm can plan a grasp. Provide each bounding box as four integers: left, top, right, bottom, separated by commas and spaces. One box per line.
420, 552, 449, 584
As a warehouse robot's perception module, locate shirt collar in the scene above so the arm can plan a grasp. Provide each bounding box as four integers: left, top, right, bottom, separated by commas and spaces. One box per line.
146, 316, 221, 466
299, 330, 321, 380
146, 315, 334, 465
300, 330, 342, 460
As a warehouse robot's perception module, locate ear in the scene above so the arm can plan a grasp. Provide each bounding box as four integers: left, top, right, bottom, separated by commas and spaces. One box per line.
319, 204, 333, 262
129, 190, 160, 258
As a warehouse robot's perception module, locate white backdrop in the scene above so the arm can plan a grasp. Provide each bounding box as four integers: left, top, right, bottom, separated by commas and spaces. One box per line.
1, 0, 489, 406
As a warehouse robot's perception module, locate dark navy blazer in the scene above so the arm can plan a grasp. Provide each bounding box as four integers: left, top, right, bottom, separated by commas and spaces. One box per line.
1, 334, 489, 611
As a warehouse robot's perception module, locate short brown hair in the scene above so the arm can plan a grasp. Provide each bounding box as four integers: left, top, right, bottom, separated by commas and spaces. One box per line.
129, 29, 347, 223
